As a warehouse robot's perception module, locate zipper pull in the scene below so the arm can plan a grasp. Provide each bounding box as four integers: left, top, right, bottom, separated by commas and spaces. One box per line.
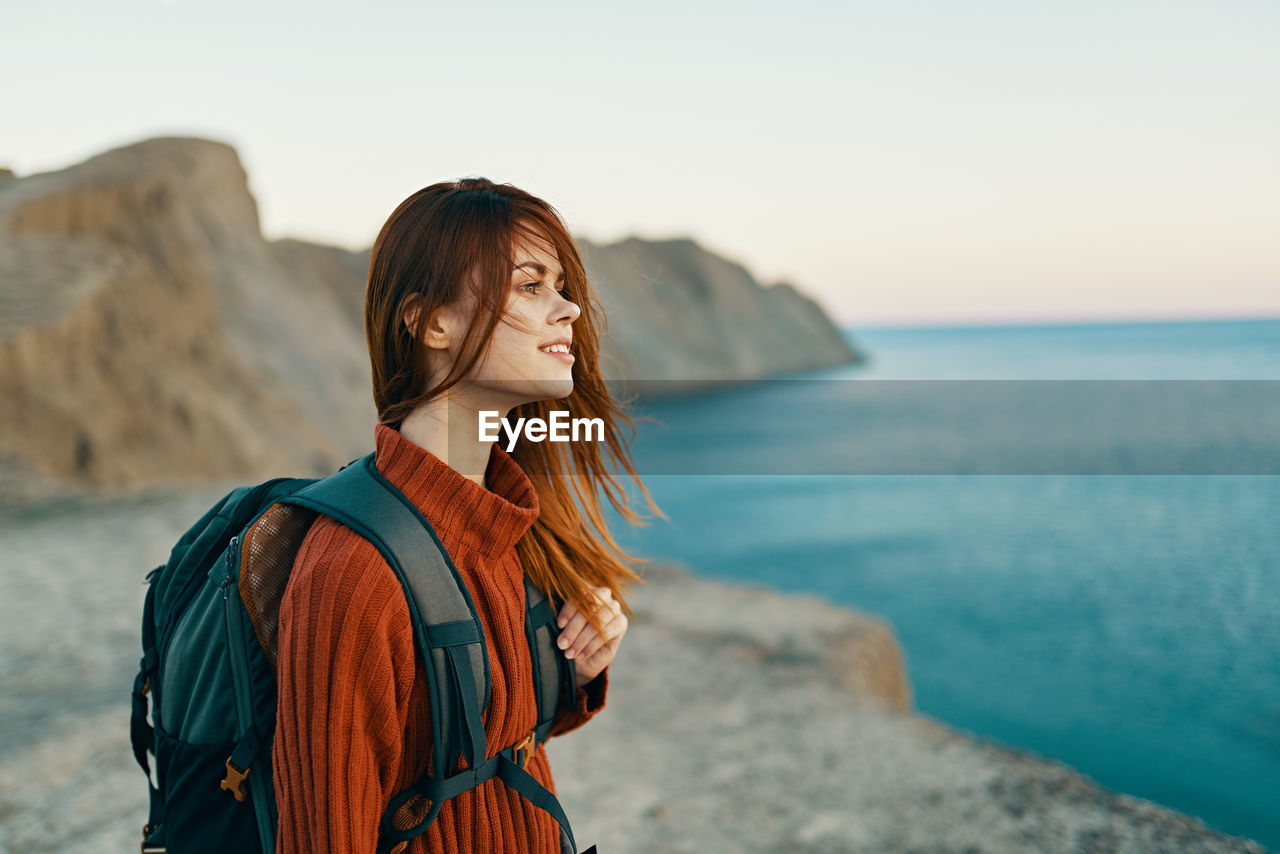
221, 536, 240, 591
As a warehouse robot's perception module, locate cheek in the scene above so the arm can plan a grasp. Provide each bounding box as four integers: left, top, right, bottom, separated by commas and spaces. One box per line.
486, 320, 537, 370
498, 306, 542, 343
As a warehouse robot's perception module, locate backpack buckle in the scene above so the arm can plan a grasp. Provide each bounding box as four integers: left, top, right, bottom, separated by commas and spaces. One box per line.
220, 758, 250, 802
140, 823, 164, 853
512, 729, 537, 769
509, 727, 535, 768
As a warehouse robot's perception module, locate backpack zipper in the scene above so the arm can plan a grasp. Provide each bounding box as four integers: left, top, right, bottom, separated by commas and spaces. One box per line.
223, 536, 275, 854
152, 537, 241, 717
156, 478, 295, 662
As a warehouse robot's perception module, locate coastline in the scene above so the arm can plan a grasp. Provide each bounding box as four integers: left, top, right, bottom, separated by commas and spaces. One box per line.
0, 493, 1268, 852
547, 564, 1271, 853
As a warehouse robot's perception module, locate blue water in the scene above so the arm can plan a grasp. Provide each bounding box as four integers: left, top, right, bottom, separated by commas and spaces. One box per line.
608, 317, 1280, 848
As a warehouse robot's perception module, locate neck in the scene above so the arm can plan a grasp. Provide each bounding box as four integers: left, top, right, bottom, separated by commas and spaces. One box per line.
397, 388, 512, 486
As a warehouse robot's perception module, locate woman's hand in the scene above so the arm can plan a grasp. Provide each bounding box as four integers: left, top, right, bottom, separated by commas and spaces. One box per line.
556, 585, 627, 684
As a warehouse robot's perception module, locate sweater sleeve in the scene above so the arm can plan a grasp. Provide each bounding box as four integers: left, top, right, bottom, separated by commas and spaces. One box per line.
547, 664, 609, 738
273, 523, 419, 854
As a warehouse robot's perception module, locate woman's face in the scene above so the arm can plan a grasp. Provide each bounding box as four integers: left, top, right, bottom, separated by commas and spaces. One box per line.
452, 228, 581, 409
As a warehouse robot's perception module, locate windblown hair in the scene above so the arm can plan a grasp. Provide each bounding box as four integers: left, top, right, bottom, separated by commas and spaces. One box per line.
365, 178, 659, 633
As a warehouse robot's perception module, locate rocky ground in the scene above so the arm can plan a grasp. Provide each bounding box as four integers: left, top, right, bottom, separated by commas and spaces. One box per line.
0, 488, 1269, 853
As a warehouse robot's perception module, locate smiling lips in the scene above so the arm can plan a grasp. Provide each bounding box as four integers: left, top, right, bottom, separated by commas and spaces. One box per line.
539, 339, 574, 363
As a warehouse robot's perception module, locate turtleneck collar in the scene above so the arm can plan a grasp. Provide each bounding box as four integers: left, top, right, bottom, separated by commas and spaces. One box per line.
373, 423, 540, 562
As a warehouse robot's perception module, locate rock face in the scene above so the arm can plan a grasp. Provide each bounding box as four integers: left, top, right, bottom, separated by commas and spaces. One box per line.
0, 136, 859, 490
579, 236, 858, 392
0, 139, 352, 491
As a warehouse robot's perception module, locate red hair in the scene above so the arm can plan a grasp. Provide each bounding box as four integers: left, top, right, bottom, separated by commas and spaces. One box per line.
365, 178, 660, 632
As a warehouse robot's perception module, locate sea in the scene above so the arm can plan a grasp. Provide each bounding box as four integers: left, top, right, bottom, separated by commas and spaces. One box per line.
605, 317, 1280, 849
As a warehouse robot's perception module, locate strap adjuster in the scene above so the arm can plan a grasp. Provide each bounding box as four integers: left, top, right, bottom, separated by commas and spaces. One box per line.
220, 758, 250, 802
141, 823, 164, 853
512, 729, 536, 769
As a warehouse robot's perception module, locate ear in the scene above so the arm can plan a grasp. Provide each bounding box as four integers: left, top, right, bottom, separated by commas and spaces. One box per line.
402, 295, 454, 350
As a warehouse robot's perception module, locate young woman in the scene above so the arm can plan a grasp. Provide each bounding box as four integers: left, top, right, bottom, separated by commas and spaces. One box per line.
272, 178, 658, 853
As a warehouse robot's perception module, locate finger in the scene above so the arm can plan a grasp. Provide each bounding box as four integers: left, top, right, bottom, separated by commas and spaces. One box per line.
570, 596, 622, 659
589, 586, 617, 611
574, 611, 626, 661
556, 600, 577, 629
565, 624, 598, 660
558, 608, 590, 652
557, 595, 608, 626
559, 589, 619, 651
588, 589, 621, 622
575, 611, 627, 661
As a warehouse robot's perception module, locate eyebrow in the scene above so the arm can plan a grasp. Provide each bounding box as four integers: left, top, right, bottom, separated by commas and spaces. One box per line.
513, 261, 566, 282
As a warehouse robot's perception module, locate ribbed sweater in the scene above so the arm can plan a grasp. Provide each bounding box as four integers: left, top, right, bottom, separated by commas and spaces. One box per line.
273, 424, 609, 853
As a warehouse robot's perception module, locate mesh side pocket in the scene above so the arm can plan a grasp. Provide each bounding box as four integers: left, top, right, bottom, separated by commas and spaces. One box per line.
388, 744, 444, 832
391, 793, 435, 832
239, 503, 318, 674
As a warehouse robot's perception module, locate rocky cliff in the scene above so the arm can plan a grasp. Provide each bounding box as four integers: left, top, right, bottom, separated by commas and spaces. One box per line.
0, 141, 350, 492
579, 236, 857, 392
0, 136, 859, 492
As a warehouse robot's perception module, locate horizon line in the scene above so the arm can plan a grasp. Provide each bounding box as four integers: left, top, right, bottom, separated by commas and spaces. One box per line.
845, 313, 1280, 332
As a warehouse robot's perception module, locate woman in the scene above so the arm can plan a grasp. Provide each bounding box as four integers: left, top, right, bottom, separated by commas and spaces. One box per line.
272, 178, 659, 853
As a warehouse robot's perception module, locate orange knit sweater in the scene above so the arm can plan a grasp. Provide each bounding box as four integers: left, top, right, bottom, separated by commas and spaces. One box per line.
273, 424, 608, 853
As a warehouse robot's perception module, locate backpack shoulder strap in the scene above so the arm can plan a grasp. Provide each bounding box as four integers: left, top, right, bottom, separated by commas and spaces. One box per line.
279, 453, 581, 854
278, 453, 490, 778
524, 576, 577, 745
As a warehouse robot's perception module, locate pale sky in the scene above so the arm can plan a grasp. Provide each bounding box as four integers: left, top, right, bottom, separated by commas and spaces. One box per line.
5, 0, 1278, 327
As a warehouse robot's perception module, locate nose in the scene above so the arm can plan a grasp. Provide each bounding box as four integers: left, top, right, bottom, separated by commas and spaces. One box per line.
551, 289, 581, 324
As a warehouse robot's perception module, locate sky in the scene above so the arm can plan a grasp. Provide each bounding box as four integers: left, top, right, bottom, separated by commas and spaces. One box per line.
5, 0, 1278, 328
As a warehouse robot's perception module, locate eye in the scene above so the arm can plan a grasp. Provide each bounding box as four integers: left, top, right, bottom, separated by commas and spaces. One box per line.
518, 282, 570, 298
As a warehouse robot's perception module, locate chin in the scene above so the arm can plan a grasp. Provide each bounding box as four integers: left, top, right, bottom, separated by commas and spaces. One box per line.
538, 376, 575, 401
487, 376, 574, 405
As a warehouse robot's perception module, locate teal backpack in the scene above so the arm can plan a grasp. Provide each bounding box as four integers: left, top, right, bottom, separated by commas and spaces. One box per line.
131, 453, 585, 853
